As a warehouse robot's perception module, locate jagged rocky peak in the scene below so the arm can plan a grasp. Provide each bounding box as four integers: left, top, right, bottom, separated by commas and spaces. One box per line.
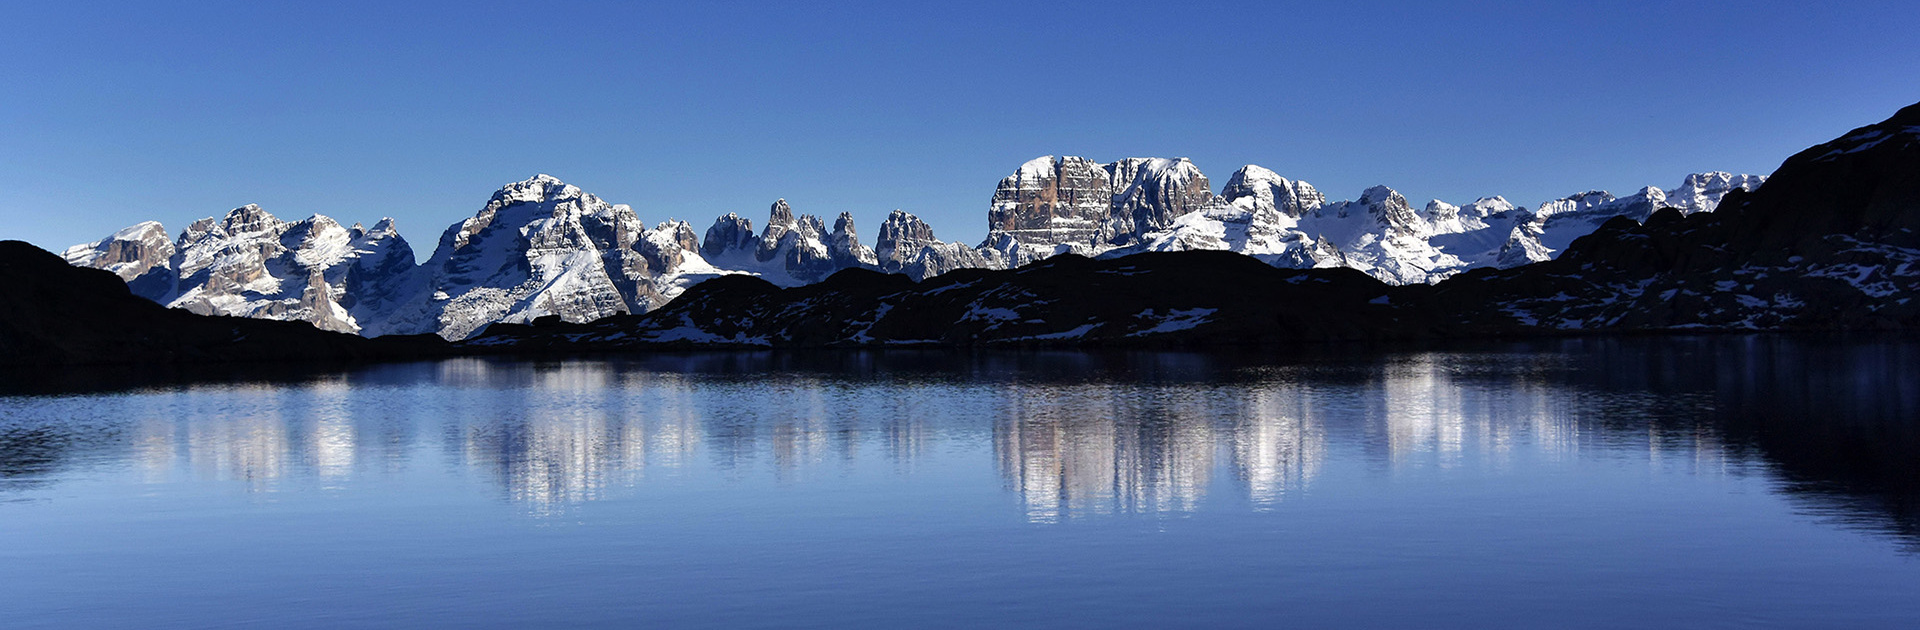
831, 212, 858, 242
1105, 157, 1214, 245
488, 173, 580, 206
360, 217, 402, 241
797, 213, 826, 240
283, 213, 348, 255
877, 209, 1003, 280
1668, 171, 1766, 214
829, 212, 878, 268
703, 213, 757, 259
876, 209, 937, 264
1496, 221, 1553, 268
735, 198, 842, 283
63, 221, 175, 283
174, 204, 289, 284
333, 216, 419, 317
100, 200, 425, 336
636, 220, 702, 278
1220, 165, 1324, 217
1549, 186, 1668, 225
1356, 185, 1422, 236
380, 174, 646, 340
1533, 191, 1616, 219
755, 199, 798, 262
173, 204, 287, 259
450, 173, 636, 253
1618, 186, 1670, 216
221, 203, 283, 235
1462, 196, 1520, 218
987, 155, 1113, 247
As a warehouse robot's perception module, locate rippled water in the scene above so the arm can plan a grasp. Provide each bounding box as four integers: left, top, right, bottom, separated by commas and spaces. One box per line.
3, 337, 1919, 628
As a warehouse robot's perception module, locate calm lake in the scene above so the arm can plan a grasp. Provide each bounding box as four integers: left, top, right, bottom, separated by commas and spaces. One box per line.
3, 336, 1918, 628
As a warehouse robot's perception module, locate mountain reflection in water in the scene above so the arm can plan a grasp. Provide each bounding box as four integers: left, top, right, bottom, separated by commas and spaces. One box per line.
1, 336, 1916, 548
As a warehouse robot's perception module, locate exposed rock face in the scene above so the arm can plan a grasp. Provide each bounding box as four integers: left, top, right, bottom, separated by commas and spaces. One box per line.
1494, 219, 1553, 268
114, 205, 422, 334
982, 156, 1223, 263
637, 220, 702, 274
1220, 165, 1324, 218
61, 221, 176, 302
987, 156, 1113, 248
696, 200, 864, 285
50, 204, 421, 332
878, 210, 1003, 280
702, 213, 757, 259
1361, 186, 1427, 237
376, 175, 646, 339
828, 213, 878, 269
1533, 190, 1616, 219
333, 218, 421, 328
783, 214, 840, 283
875, 209, 936, 267
1297, 185, 1458, 284
755, 199, 798, 263
1104, 157, 1214, 245
631, 219, 727, 312
1668, 171, 1767, 214
374, 175, 747, 340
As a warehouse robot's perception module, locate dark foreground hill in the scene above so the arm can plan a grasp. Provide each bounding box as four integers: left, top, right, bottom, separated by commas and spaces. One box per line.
1425, 101, 1920, 333
0, 241, 447, 366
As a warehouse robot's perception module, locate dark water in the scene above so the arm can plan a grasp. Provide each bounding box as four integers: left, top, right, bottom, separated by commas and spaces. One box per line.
3, 336, 1918, 628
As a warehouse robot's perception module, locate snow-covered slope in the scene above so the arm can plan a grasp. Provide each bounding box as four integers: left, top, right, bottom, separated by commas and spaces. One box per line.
1106, 166, 1764, 284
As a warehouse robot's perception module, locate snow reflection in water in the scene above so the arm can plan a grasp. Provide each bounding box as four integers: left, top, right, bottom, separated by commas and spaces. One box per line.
6, 346, 1777, 525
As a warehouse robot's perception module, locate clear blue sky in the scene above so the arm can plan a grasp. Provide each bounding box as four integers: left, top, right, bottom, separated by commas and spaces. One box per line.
4, 0, 1917, 256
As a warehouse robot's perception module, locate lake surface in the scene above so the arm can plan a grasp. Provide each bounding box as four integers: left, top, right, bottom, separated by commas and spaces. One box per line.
3, 336, 1919, 628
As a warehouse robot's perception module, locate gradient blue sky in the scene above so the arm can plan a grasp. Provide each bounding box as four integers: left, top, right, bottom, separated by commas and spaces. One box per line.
4, 0, 1917, 256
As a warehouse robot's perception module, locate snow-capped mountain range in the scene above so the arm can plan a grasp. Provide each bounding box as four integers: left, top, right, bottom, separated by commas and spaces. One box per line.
64, 162, 1762, 339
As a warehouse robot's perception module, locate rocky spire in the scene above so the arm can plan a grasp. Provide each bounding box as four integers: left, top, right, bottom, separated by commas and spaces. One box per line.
702, 213, 757, 259
756, 199, 796, 262
829, 212, 877, 268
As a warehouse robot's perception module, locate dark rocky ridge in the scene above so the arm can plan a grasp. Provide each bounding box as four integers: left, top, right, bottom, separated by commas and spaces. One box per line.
465, 252, 1417, 352
1422, 101, 1920, 333
0, 241, 447, 366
